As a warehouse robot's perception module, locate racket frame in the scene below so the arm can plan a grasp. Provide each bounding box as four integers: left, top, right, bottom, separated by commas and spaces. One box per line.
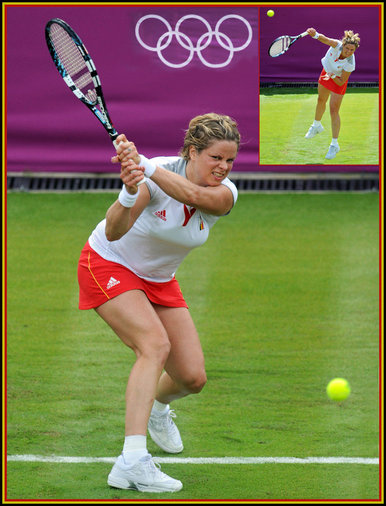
45, 18, 118, 143
268, 30, 309, 57
45, 18, 146, 185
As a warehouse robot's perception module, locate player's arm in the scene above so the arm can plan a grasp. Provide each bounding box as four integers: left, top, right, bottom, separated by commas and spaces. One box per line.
105, 165, 150, 241
115, 135, 235, 216
147, 165, 234, 216
306, 28, 339, 48
331, 70, 351, 86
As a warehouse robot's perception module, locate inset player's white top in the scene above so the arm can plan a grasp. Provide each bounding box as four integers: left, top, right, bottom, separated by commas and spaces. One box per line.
321, 41, 356, 76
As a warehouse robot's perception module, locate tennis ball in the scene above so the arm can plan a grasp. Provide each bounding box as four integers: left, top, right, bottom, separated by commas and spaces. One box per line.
326, 378, 351, 402
267, 10, 275, 17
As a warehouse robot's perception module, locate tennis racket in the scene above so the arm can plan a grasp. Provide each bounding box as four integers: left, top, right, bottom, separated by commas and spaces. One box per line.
45, 18, 145, 184
268, 31, 308, 57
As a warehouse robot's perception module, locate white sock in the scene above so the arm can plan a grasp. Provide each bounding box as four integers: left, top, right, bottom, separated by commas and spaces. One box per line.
122, 435, 148, 463
331, 138, 339, 146
313, 120, 322, 127
151, 400, 169, 416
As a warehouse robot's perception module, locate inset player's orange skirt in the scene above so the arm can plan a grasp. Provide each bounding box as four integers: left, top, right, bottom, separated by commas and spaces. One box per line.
78, 241, 188, 309
318, 69, 348, 95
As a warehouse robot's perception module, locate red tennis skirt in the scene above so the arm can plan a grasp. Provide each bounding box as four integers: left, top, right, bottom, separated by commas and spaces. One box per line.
77, 241, 188, 309
318, 69, 348, 95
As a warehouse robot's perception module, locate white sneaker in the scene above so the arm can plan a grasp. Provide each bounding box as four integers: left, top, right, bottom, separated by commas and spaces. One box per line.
148, 409, 184, 453
325, 144, 340, 159
305, 124, 324, 139
107, 453, 183, 492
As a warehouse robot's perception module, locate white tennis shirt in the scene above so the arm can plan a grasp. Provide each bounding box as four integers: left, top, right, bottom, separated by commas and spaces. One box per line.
321, 40, 356, 76
89, 157, 238, 282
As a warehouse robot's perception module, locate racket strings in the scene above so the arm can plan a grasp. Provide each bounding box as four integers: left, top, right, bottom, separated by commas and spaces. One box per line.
269, 36, 291, 57
49, 24, 94, 95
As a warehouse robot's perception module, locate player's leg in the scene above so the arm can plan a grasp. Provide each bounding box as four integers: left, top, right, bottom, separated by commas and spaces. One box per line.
95, 290, 182, 492
147, 305, 207, 453
95, 290, 171, 436
325, 91, 344, 159
305, 84, 330, 138
154, 305, 207, 401
329, 92, 344, 139
315, 83, 331, 121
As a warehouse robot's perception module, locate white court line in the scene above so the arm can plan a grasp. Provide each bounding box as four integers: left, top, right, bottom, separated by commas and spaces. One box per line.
7, 455, 379, 465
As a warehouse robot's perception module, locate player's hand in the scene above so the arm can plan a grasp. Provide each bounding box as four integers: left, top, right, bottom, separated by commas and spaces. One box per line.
306, 28, 317, 38
112, 134, 141, 165
120, 159, 145, 193
111, 134, 144, 190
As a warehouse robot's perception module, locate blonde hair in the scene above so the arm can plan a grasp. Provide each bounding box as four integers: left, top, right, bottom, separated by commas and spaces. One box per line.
180, 113, 240, 161
342, 30, 360, 48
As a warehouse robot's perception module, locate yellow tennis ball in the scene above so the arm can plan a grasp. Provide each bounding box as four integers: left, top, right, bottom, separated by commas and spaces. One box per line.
267, 10, 275, 17
326, 378, 351, 402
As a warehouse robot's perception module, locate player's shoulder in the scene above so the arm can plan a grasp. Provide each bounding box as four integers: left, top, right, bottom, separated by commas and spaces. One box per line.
150, 156, 188, 177
145, 156, 186, 198
150, 156, 183, 168
222, 176, 237, 192
331, 39, 341, 48
221, 177, 238, 206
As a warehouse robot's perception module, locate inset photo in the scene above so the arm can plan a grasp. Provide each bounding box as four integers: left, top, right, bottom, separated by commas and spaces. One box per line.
259, 4, 380, 166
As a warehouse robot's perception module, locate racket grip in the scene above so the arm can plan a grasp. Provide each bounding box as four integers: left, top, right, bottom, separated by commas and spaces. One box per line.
300, 31, 309, 37
113, 139, 146, 186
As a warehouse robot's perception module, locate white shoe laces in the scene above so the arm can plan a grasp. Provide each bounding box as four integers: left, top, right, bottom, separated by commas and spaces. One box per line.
151, 410, 181, 443
167, 409, 177, 424
153, 409, 177, 428
141, 454, 168, 480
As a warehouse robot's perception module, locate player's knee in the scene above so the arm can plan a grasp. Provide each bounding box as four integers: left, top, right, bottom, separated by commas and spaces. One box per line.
329, 101, 341, 115
140, 337, 171, 366
330, 105, 340, 116
183, 370, 207, 394
155, 339, 172, 365
317, 96, 327, 106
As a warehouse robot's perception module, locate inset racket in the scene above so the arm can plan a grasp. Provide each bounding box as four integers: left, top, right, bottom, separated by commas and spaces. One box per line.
268, 31, 308, 57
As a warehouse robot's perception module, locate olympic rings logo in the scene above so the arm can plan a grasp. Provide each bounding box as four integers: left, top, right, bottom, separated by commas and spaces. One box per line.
134, 14, 253, 68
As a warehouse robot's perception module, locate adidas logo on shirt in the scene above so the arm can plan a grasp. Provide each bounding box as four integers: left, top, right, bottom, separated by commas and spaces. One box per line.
107, 277, 120, 289
154, 210, 167, 221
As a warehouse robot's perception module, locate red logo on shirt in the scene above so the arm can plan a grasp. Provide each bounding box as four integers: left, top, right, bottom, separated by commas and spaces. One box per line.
154, 210, 167, 221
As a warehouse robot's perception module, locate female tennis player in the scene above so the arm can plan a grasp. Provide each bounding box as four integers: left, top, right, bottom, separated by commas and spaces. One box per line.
304, 28, 360, 160
77, 113, 240, 493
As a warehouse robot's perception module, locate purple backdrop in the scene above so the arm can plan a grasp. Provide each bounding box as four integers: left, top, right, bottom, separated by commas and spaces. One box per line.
260, 4, 380, 83
5, 4, 381, 175
6, 4, 258, 174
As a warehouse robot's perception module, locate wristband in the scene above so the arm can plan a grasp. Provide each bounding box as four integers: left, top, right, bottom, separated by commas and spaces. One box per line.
139, 155, 156, 178
118, 185, 139, 208
312, 31, 320, 39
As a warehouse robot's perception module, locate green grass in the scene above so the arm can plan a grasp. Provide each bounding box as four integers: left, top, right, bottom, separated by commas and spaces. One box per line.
6, 192, 380, 501
259, 88, 379, 165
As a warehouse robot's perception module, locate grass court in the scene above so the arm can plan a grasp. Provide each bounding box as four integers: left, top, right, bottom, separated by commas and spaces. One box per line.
5, 191, 380, 501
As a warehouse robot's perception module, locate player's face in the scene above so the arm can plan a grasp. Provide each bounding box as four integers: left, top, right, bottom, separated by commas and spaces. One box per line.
188, 140, 238, 186
341, 43, 356, 58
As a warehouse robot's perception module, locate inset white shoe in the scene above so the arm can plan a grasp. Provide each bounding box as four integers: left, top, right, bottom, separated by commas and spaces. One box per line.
148, 409, 184, 453
107, 453, 183, 492
325, 144, 340, 160
305, 124, 324, 139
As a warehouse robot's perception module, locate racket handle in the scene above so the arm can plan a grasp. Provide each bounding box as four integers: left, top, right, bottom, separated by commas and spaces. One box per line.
300, 31, 309, 37
113, 139, 146, 186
